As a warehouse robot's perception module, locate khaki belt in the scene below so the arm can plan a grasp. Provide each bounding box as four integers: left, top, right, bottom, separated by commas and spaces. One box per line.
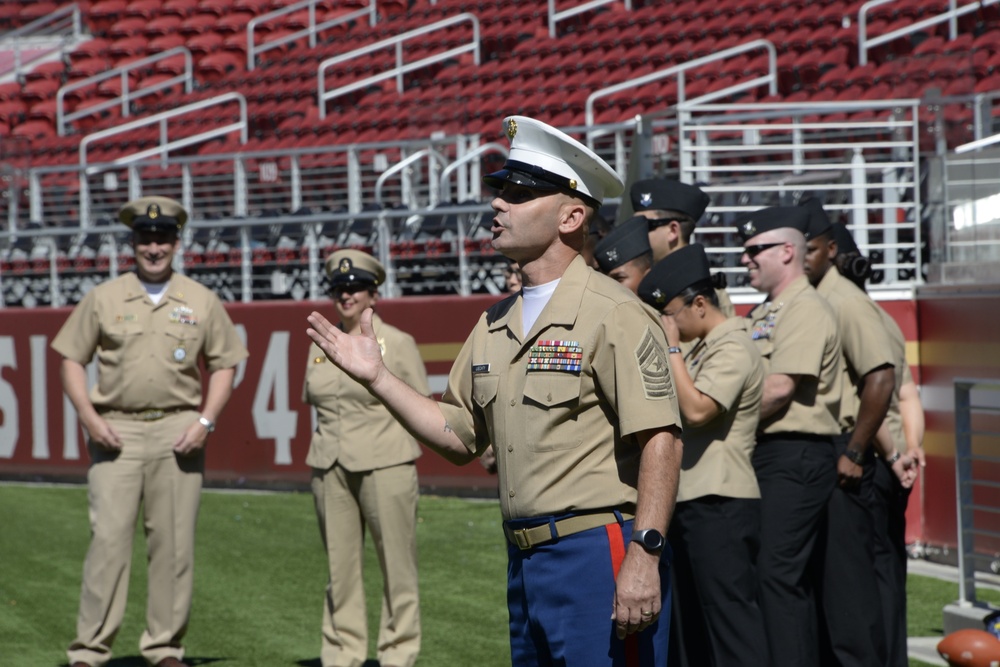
98, 407, 190, 422
504, 511, 634, 551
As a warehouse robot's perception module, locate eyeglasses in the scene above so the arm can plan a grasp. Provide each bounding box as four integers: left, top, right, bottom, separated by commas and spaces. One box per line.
743, 242, 785, 258
647, 217, 681, 231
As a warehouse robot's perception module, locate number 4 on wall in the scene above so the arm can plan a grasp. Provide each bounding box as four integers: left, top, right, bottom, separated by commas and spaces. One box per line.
252, 331, 298, 465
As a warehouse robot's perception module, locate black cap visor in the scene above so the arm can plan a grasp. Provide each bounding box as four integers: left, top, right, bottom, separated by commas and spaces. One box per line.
484, 161, 601, 209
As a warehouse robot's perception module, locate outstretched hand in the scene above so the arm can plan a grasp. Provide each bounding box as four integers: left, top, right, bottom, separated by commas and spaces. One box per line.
307, 308, 385, 387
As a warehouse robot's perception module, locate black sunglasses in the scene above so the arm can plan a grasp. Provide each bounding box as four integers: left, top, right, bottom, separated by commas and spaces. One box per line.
743, 242, 785, 258
330, 283, 372, 295
646, 217, 681, 231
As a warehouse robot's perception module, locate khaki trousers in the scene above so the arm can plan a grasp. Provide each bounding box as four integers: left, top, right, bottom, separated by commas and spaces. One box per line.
67, 411, 203, 667
312, 462, 421, 667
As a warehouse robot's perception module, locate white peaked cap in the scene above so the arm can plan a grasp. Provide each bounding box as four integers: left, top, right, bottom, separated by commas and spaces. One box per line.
483, 116, 624, 208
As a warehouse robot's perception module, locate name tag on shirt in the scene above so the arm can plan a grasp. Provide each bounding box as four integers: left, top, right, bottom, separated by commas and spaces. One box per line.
472, 363, 491, 374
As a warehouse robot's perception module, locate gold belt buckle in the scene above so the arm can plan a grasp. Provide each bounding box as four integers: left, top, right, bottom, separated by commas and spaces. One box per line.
511, 528, 532, 550
138, 409, 165, 421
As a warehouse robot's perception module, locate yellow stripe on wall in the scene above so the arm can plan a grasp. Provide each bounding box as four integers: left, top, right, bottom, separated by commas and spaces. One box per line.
417, 343, 465, 362
919, 342, 1000, 368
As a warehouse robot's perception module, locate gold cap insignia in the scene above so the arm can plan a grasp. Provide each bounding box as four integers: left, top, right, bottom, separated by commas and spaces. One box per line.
568, 178, 577, 190
652, 288, 666, 306
506, 118, 518, 140
339, 258, 351, 274
742, 221, 756, 236
148, 203, 160, 219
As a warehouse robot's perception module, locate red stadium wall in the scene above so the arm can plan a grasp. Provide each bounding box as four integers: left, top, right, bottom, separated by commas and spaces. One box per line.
0, 295, 503, 495
911, 286, 1000, 554
0, 289, 995, 552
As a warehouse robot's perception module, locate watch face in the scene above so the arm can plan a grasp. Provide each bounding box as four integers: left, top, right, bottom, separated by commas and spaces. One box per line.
636, 529, 664, 550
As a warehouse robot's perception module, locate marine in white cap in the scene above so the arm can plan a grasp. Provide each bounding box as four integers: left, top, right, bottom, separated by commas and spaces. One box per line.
307, 116, 682, 665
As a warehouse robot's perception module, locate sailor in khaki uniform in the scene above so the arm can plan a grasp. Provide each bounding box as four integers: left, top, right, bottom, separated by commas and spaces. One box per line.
593, 215, 654, 295
307, 116, 683, 666
829, 220, 922, 667
56, 197, 247, 667
629, 178, 735, 317
737, 206, 843, 667
638, 243, 768, 667
802, 199, 895, 666
303, 249, 429, 667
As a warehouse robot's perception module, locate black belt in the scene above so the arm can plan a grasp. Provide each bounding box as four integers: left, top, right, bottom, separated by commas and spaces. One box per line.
757, 432, 834, 444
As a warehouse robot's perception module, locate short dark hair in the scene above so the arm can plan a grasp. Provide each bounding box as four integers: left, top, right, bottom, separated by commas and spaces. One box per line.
652, 208, 697, 244
676, 282, 719, 308
630, 251, 653, 273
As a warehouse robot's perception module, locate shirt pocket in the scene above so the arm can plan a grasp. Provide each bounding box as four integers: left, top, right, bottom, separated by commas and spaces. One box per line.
164, 326, 201, 367
522, 372, 583, 451
102, 321, 143, 350
473, 373, 500, 409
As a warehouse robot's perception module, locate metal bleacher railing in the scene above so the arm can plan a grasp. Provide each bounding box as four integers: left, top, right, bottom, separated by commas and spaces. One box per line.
0, 3, 83, 80
56, 47, 196, 136
952, 378, 1000, 612
247, 0, 378, 71
676, 99, 923, 287
858, 0, 1000, 65
318, 12, 480, 118
0, 104, 938, 308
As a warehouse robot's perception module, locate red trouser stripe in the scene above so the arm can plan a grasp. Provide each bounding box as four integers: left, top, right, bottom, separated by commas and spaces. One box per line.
606, 523, 640, 667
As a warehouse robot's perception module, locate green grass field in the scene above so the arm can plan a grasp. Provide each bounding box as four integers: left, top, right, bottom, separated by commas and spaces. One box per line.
0, 484, 986, 666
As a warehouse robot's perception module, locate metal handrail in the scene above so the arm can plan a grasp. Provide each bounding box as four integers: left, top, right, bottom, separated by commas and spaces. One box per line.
438, 142, 509, 203
547, 0, 631, 38
56, 47, 195, 136
438, 143, 509, 296
76, 93, 248, 226
318, 13, 480, 119
585, 39, 778, 141
0, 3, 82, 79
858, 0, 999, 65
246, 0, 377, 71
954, 378, 1000, 607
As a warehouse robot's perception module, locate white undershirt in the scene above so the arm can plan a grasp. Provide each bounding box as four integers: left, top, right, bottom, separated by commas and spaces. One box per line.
141, 279, 169, 305
521, 278, 560, 337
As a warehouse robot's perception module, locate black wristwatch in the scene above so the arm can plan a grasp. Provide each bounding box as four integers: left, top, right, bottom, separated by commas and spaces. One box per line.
843, 448, 864, 465
631, 528, 665, 552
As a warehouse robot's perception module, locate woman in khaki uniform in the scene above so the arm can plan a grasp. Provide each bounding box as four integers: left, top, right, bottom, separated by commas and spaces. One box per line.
55, 197, 247, 667
303, 249, 429, 667
639, 244, 769, 667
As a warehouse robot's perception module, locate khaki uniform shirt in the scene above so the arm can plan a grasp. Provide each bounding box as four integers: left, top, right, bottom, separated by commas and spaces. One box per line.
439, 256, 681, 520
717, 287, 736, 318
51, 272, 247, 410
816, 269, 896, 432
303, 313, 429, 472
878, 308, 910, 451
678, 317, 763, 502
746, 275, 842, 436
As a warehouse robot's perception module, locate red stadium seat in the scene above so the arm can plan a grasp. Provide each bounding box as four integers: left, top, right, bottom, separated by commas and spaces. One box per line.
69, 38, 112, 65
145, 15, 185, 38
19, 2, 59, 23
108, 16, 148, 39
162, 0, 198, 18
